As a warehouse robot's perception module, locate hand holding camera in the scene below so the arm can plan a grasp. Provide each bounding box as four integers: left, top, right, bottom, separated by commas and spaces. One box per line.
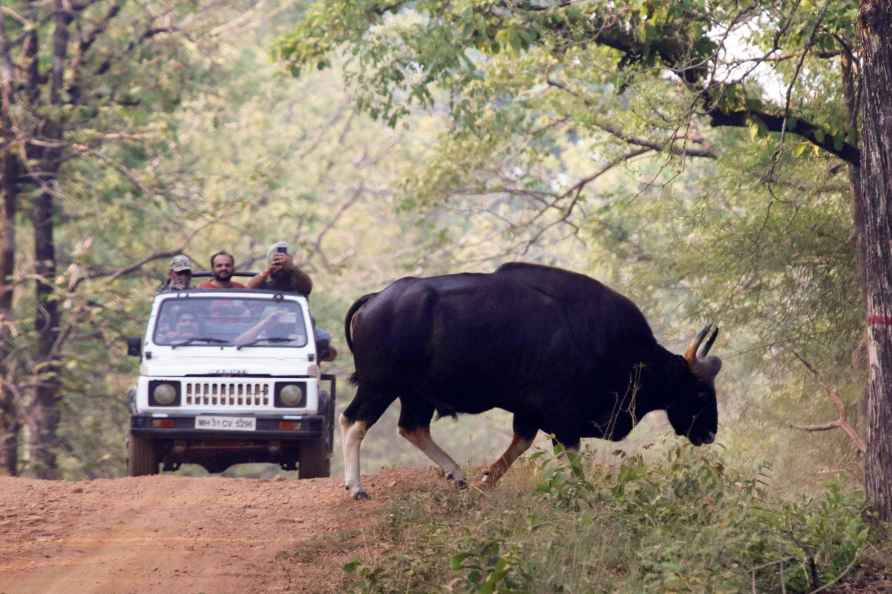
269, 249, 291, 272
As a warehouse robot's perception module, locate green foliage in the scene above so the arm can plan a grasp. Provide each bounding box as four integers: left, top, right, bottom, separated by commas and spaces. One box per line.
343, 446, 873, 594
450, 539, 533, 594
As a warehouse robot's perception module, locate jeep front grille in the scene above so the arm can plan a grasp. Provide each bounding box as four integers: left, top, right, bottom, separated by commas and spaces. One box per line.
183, 381, 272, 408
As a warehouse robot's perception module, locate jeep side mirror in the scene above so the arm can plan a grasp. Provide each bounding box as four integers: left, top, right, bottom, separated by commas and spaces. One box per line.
126, 336, 141, 357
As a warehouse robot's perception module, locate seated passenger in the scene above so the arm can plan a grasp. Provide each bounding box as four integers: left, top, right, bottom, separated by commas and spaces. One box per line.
157, 311, 202, 344
197, 251, 246, 289
157, 255, 193, 293
233, 308, 306, 347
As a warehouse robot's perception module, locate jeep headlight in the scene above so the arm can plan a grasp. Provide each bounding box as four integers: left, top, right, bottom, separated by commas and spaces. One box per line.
276, 383, 305, 407
151, 382, 178, 406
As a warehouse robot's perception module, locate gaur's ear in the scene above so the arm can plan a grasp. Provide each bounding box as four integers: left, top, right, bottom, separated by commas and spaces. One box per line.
693, 356, 722, 383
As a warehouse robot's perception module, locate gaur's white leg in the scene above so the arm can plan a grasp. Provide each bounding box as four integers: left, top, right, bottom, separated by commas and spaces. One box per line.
340, 413, 369, 500
398, 426, 466, 487
480, 434, 534, 486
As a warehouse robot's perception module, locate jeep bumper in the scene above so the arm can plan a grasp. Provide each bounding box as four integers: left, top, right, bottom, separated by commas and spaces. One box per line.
130, 414, 326, 440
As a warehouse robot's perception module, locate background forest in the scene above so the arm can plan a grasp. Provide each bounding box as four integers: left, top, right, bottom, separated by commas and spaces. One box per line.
0, 0, 867, 485
4, 0, 890, 590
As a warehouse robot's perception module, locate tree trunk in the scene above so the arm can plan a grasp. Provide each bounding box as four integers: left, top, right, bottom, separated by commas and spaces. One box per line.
0, 13, 19, 476
0, 152, 19, 476
29, 187, 62, 478
0, 153, 19, 476
858, 0, 892, 521
25, 2, 70, 479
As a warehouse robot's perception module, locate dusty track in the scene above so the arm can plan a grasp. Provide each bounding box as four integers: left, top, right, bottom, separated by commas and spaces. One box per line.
0, 469, 431, 594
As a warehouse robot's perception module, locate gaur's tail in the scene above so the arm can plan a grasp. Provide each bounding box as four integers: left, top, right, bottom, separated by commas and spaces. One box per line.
344, 292, 378, 355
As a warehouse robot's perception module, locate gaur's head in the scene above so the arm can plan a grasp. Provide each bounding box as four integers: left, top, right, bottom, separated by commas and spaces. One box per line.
667, 325, 721, 446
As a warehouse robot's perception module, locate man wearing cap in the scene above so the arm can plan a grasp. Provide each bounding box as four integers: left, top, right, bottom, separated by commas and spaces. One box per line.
197, 250, 246, 289
158, 255, 193, 292
245, 241, 336, 361
245, 241, 312, 295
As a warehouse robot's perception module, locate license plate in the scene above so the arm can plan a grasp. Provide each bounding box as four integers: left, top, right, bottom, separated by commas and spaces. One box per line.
195, 416, 256, 431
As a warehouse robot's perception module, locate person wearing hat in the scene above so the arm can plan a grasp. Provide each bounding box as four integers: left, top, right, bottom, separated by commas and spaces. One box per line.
158, 255, 193, 292
245, 241, 336, 361
245, 241, 312, 296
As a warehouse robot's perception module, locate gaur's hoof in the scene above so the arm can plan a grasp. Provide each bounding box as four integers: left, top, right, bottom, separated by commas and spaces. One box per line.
476, 472, 498, 489
446, 472, 467, 489
352, 490, 370, 501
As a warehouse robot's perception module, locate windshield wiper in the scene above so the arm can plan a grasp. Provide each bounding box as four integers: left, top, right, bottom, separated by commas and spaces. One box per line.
235, 337, 294, 350
171, 337, 229, 348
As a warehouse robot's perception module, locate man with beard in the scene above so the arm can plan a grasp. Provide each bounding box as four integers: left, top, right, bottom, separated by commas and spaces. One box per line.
197, 251, 246, 289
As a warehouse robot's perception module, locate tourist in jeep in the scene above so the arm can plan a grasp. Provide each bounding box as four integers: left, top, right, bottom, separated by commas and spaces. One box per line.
156, 310, 202, 344
246, 241, 336, 361
198, 250, 245, 289
158, 255, 193, 292
245, 241, 312, 295
233, 307, 307, 347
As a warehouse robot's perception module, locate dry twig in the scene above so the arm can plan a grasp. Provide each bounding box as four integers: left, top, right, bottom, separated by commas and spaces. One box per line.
790, 352, 866, 453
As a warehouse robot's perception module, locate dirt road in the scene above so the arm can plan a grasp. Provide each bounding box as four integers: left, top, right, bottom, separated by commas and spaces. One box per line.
0, 469, 430, 594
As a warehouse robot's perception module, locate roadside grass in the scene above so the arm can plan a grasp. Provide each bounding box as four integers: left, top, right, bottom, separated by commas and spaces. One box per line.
341, 444, 885, 594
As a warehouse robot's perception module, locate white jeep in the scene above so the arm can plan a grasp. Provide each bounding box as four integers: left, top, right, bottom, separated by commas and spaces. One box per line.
126, 283, 335, 478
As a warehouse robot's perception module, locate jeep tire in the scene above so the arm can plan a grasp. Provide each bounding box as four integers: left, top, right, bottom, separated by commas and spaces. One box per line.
298, 439, 330, 478
128, 433, 159, 476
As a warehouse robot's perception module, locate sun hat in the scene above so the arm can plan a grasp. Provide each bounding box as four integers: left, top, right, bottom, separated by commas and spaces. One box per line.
267, 241, 289, 261
169, 254, 192, 272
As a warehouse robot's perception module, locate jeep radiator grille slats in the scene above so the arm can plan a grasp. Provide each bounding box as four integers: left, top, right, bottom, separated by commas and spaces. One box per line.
184, 381, 271, 408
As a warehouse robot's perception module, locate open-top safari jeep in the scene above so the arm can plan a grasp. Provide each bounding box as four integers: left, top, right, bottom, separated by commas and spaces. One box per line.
125, 277, 335, 478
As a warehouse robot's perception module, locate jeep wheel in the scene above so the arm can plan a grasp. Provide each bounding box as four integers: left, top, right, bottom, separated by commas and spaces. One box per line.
128, 433, 159, 476
298, 440, 330, 479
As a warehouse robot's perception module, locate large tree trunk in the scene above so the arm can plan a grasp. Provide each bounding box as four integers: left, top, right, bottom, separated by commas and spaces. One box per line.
0, 13, 19, 476
858, 0, 892, 521
0, 152, 19, 476
26, 5, 68, 479
29, 187, 62, 478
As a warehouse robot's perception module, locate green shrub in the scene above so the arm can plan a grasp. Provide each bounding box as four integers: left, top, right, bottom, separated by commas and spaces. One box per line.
343, 445, 871, 594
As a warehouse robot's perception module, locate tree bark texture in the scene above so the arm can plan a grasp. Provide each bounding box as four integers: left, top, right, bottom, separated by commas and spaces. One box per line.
0, 11, 19, 476
29, 187, 62, 478
0, 152, 19, 476
25, 3, 70, 479
858, 0, 892, 521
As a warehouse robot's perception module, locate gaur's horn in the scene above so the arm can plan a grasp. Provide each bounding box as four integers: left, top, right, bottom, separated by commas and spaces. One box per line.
698, 326, 719, 358
684, 324, 712, 363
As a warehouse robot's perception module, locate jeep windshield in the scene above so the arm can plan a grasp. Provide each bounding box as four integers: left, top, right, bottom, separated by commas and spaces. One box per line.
152, 297, 308, 348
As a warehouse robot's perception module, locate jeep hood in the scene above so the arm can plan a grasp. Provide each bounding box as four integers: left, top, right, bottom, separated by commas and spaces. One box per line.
140, 348, 315, 377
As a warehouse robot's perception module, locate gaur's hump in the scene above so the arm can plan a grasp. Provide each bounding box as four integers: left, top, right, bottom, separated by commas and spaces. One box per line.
494, 261, 655, 346
495, 262, 614, 301
388, 272, 494, 296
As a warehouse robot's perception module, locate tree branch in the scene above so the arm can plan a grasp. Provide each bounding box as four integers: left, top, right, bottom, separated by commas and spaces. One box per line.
706, 103, 860, 165
789, 352, 866, 453
547, 78, 717, 159
68, 249, 185, 291
540, 4, 860, 164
